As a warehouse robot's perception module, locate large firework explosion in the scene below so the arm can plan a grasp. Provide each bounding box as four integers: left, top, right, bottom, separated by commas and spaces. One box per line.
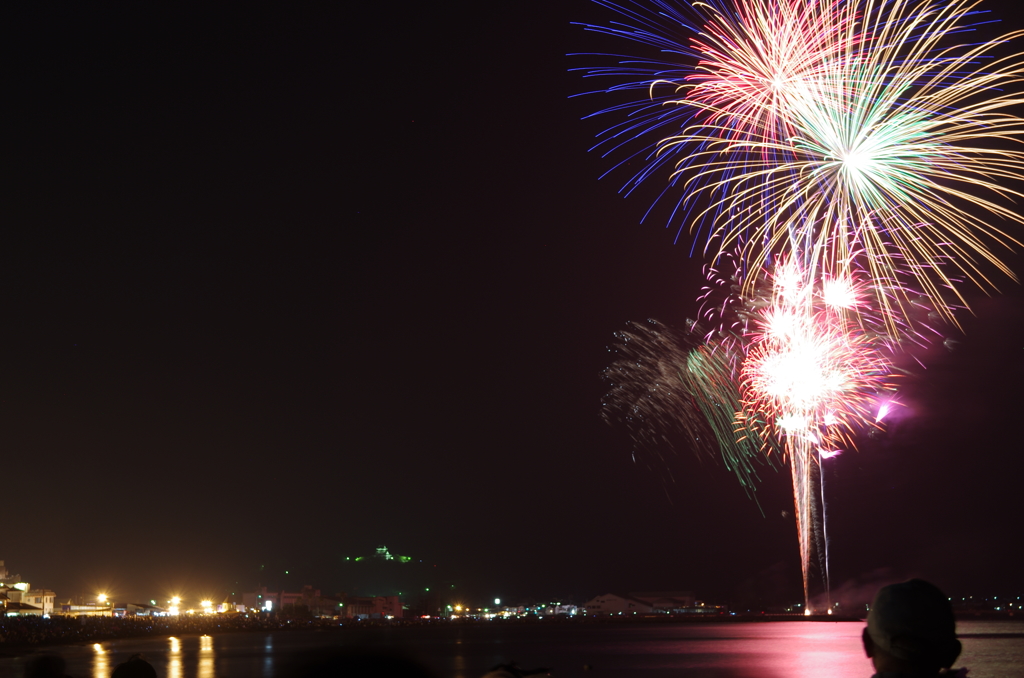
579, 0, 1024, 609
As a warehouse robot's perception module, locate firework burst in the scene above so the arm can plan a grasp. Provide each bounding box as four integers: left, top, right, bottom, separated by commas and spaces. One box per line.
669, 0, 1024, 323
734, 258, 896, 605
578, 0, 1024, 610
737, 259, 896, 455
602, 318, 778, 495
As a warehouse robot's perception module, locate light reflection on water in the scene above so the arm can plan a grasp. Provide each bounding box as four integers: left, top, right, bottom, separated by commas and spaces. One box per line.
263, 633, 274, 678
1, 619, 1020, 677
88, 635, 214, 678
91, 643, 108, 678
168, 636, 182, 678
198, 635, 214, 678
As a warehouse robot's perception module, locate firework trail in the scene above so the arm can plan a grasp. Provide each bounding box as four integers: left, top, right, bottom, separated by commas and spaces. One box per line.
602, 318, 779, 495
605, 258, 901, 604
579, 0, 1024, 609
737, 258, 896, 605
572, 0, 856, 247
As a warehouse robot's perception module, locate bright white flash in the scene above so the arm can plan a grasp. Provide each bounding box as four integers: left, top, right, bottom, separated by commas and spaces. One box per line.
762, 347, 841, 407
777, 413, 809, 431
774, 261, 804, 301
765, 309, 799, 340
822, 277, 860, 309
842, 148, 874, 176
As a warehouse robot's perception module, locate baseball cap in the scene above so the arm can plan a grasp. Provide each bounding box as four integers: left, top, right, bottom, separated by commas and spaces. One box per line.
867, 579, 960, 666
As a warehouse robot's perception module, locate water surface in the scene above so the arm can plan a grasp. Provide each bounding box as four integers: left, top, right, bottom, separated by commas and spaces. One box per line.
0, 619, 1018, 677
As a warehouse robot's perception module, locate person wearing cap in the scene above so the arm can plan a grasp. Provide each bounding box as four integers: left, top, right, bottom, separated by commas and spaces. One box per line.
863, 579, 965, 677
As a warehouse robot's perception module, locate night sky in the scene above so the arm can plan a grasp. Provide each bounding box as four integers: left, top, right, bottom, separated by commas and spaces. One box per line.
4, 2, 1024, 609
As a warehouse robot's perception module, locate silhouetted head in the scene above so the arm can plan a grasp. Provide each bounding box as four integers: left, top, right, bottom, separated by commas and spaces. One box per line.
111, 654, 157, 678
863, 579, 961, 676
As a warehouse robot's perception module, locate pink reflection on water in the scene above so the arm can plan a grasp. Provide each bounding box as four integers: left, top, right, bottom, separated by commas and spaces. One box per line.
571, 621, 867, 678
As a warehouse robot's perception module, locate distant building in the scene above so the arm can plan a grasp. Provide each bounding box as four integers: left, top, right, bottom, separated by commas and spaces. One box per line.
4, 602, 43, 616
344, 595, 403, 619
242, 587, 280, 612
1, 582, 56, 616
538, 603, 579, 616
125, 602, 168, 616
282, 586, 343, 617
583, 594, 654, 615
583, 591, 698, 615
59, 603, 112, 617
0, 561, 59, 616
630, 591, 696, 613
242, 586, 344, 617
279, 588, 307, 609
12, 587, 56, 616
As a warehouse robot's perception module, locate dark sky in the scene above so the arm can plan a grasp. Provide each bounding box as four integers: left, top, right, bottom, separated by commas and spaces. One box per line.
3, 1, 1023, 609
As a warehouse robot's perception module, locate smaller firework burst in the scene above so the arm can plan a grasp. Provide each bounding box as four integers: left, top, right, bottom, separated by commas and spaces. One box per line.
602, 318, 777, 494
737, 258, 896, 456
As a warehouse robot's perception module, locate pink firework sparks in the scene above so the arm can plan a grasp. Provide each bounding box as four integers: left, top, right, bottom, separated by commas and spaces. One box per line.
738, 258, 895, 454
680, 0, 860, 141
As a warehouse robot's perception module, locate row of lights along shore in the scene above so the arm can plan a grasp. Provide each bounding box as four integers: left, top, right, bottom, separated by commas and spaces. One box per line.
93, 594, 219, 616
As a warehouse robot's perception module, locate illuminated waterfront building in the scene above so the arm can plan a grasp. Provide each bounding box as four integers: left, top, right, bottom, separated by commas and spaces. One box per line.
0, 562, 57, 616
4, 584, 56, 616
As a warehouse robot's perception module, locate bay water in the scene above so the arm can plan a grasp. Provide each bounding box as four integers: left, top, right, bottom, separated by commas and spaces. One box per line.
0, 619, 1019, 677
